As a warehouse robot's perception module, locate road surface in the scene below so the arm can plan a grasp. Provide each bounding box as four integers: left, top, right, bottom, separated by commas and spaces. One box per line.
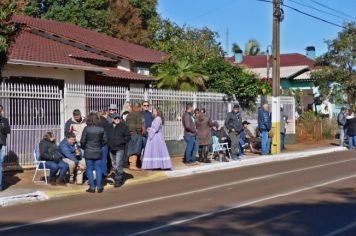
1, 150, 356, 236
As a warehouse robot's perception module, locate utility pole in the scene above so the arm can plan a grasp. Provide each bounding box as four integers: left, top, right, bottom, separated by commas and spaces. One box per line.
271, 0, 282, 154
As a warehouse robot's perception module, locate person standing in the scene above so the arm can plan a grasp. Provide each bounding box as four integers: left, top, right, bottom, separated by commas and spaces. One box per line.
64, 109, 87, 143
345, 110, 356, 150
80, 112, 107, 193
280, 106, 289, 150
141, 101, 154, 150
142, 108, 172, 170
195, 109, 215, 163
258, 103, 272, 155
0, 105, 10, 191
107, 104, 118, 124
97, 110, 111, 178
39, 132, 68, 185
59, 133, 86, 184
107, 113, 131, 187
182, 103, 198, 166
224, 104, 243, 160
337, 107, 347, 147
126, 103, 144, 171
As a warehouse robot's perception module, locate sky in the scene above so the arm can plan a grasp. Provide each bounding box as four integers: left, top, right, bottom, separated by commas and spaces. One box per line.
157, 0, 356, 57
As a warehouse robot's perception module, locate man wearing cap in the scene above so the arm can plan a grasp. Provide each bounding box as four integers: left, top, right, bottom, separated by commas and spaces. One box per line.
239, 121, 254, 155
258, 103, 272, 155
64, 109, 87, 143
107, 104, 118, 124
107, 113, 131, 187
224, 104, 243, 160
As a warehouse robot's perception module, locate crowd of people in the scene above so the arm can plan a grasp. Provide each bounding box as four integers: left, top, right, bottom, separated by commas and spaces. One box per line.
37, 101, 172, 193
338, 107, 356, 150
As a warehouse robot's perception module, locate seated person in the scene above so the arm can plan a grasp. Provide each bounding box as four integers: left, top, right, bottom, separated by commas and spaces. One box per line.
39, 132, 69, 185
239, 121, 255, 155
59, 133, 86, 184
211, 123, 230, 162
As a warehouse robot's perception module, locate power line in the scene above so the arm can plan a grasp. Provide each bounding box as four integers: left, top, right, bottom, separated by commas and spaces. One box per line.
308, 0, 356, 21
254, 0, 346, 29
287, 0, 352, 22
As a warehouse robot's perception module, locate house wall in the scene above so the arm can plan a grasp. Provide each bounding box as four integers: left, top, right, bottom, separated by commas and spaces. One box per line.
117, 59, 131, 71
3, 64, 86, 121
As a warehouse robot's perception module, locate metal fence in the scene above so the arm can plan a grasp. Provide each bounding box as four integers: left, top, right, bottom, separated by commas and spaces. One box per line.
2, 83, 295, 166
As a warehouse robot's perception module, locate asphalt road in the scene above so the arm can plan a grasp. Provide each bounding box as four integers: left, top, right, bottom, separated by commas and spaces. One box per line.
1, 150, 356, 236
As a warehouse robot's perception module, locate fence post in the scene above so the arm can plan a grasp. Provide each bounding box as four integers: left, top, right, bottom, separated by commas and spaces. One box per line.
126, 89, 130, 102
60, 87, 65, 141
193, 93, 197, 108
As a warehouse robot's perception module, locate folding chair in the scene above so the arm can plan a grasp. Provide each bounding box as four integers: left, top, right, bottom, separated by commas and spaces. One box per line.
32, 147, 49, 184
210, 136, 232, 161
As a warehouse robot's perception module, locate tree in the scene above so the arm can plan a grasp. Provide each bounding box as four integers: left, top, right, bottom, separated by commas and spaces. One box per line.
311, 23, 356, 109
232, 43, 241, 54
204, 58, 269, 108
245, 39, 262, 56
0, 1, 20, 78
153, 59, 207, 92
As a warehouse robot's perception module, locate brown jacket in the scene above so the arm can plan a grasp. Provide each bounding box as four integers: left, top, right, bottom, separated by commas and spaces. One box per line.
182, 111, 197, 136
126, 112, 143, 134
196, 114, 214, 145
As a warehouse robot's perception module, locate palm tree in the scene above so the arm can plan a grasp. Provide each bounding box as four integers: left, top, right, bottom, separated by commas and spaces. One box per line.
232, 43, 241, 54
245, 39, 262, 56
154, 60, 208, 92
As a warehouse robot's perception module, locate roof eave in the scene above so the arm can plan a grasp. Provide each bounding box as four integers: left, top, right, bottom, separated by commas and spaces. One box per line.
8, 59, 107, 72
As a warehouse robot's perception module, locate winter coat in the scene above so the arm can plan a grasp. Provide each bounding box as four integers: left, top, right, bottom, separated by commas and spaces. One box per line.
126, 112, 143, 134
337, 112, 347, 128
345, 117, 356, 136
80, 125, 107, 160
142, 110, 154, 129
59, 138, 80, 165
107, 122, 131, 151
39, 139, 63, 162
0, 115, 10, 146
64, 117, 87, 141
224, 112, 242, 133
182, 111, 197, 136
196, 114, 214, 146
258, 108, 272, 131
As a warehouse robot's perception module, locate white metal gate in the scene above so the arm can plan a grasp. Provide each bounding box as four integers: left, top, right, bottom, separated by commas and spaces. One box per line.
1, 83, 62, 167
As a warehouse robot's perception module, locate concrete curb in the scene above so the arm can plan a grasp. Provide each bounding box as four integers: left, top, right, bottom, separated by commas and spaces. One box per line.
165, 146, 348, 178
0, 191, 48, 207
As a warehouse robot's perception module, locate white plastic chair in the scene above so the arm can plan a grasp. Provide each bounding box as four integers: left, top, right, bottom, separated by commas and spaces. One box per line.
210, 136, 232, 161
32, 147, 49, 184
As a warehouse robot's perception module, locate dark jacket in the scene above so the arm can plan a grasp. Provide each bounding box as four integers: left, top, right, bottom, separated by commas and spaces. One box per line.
196, 114, 214, 145
39, 139, 62, 162
59, 139, 80, 164
142, 110, 154, 129
98, 117, 111, 134
80, 125, 107, 160
0, 115, 10, 146
182, 111, 197, 136
346, 117, 356, 136
337, 112, 347, 128
107, 122, 131, 151
224, 112, 242, 133
126, 112, 143, 134
258, 108, 272, 131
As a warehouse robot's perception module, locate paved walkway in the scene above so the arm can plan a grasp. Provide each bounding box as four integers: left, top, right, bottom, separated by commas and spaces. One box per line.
0, 139, 346, 206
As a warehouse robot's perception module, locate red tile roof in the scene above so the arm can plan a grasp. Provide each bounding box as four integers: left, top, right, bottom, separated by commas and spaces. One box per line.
100, 68, 154, 81
227, 53, 315, 68
12, 14, 167, 63
8, 30, 102, 69
69, 52, 116, 63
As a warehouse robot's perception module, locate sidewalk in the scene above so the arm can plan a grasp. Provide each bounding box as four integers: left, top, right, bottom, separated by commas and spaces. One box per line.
0, 139, 347, 207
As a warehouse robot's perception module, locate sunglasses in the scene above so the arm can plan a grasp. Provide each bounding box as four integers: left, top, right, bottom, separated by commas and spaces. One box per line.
143, 105, 150, 107
113, 117, 121, 120
109, 109, 117, 111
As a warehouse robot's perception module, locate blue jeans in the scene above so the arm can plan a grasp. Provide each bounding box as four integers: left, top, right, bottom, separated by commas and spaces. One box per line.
45, 160, 69, 178
239, 138, 245, 155
349, 136, 356, 150
86, 159, 102, 190
339, 128, 345, 147
0, 146, 5, 188
281, 132, 286, 150
101, 145, 109, 177
261, 131, 270, 155
110, 150, 125, 182
184, 135, 198, 163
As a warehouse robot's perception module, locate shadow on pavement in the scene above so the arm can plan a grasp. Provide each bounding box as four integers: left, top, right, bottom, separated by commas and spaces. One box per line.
1, 187, 356, 236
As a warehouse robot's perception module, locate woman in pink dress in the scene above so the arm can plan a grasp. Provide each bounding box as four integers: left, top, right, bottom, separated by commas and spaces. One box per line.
142, 108, 172, 170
